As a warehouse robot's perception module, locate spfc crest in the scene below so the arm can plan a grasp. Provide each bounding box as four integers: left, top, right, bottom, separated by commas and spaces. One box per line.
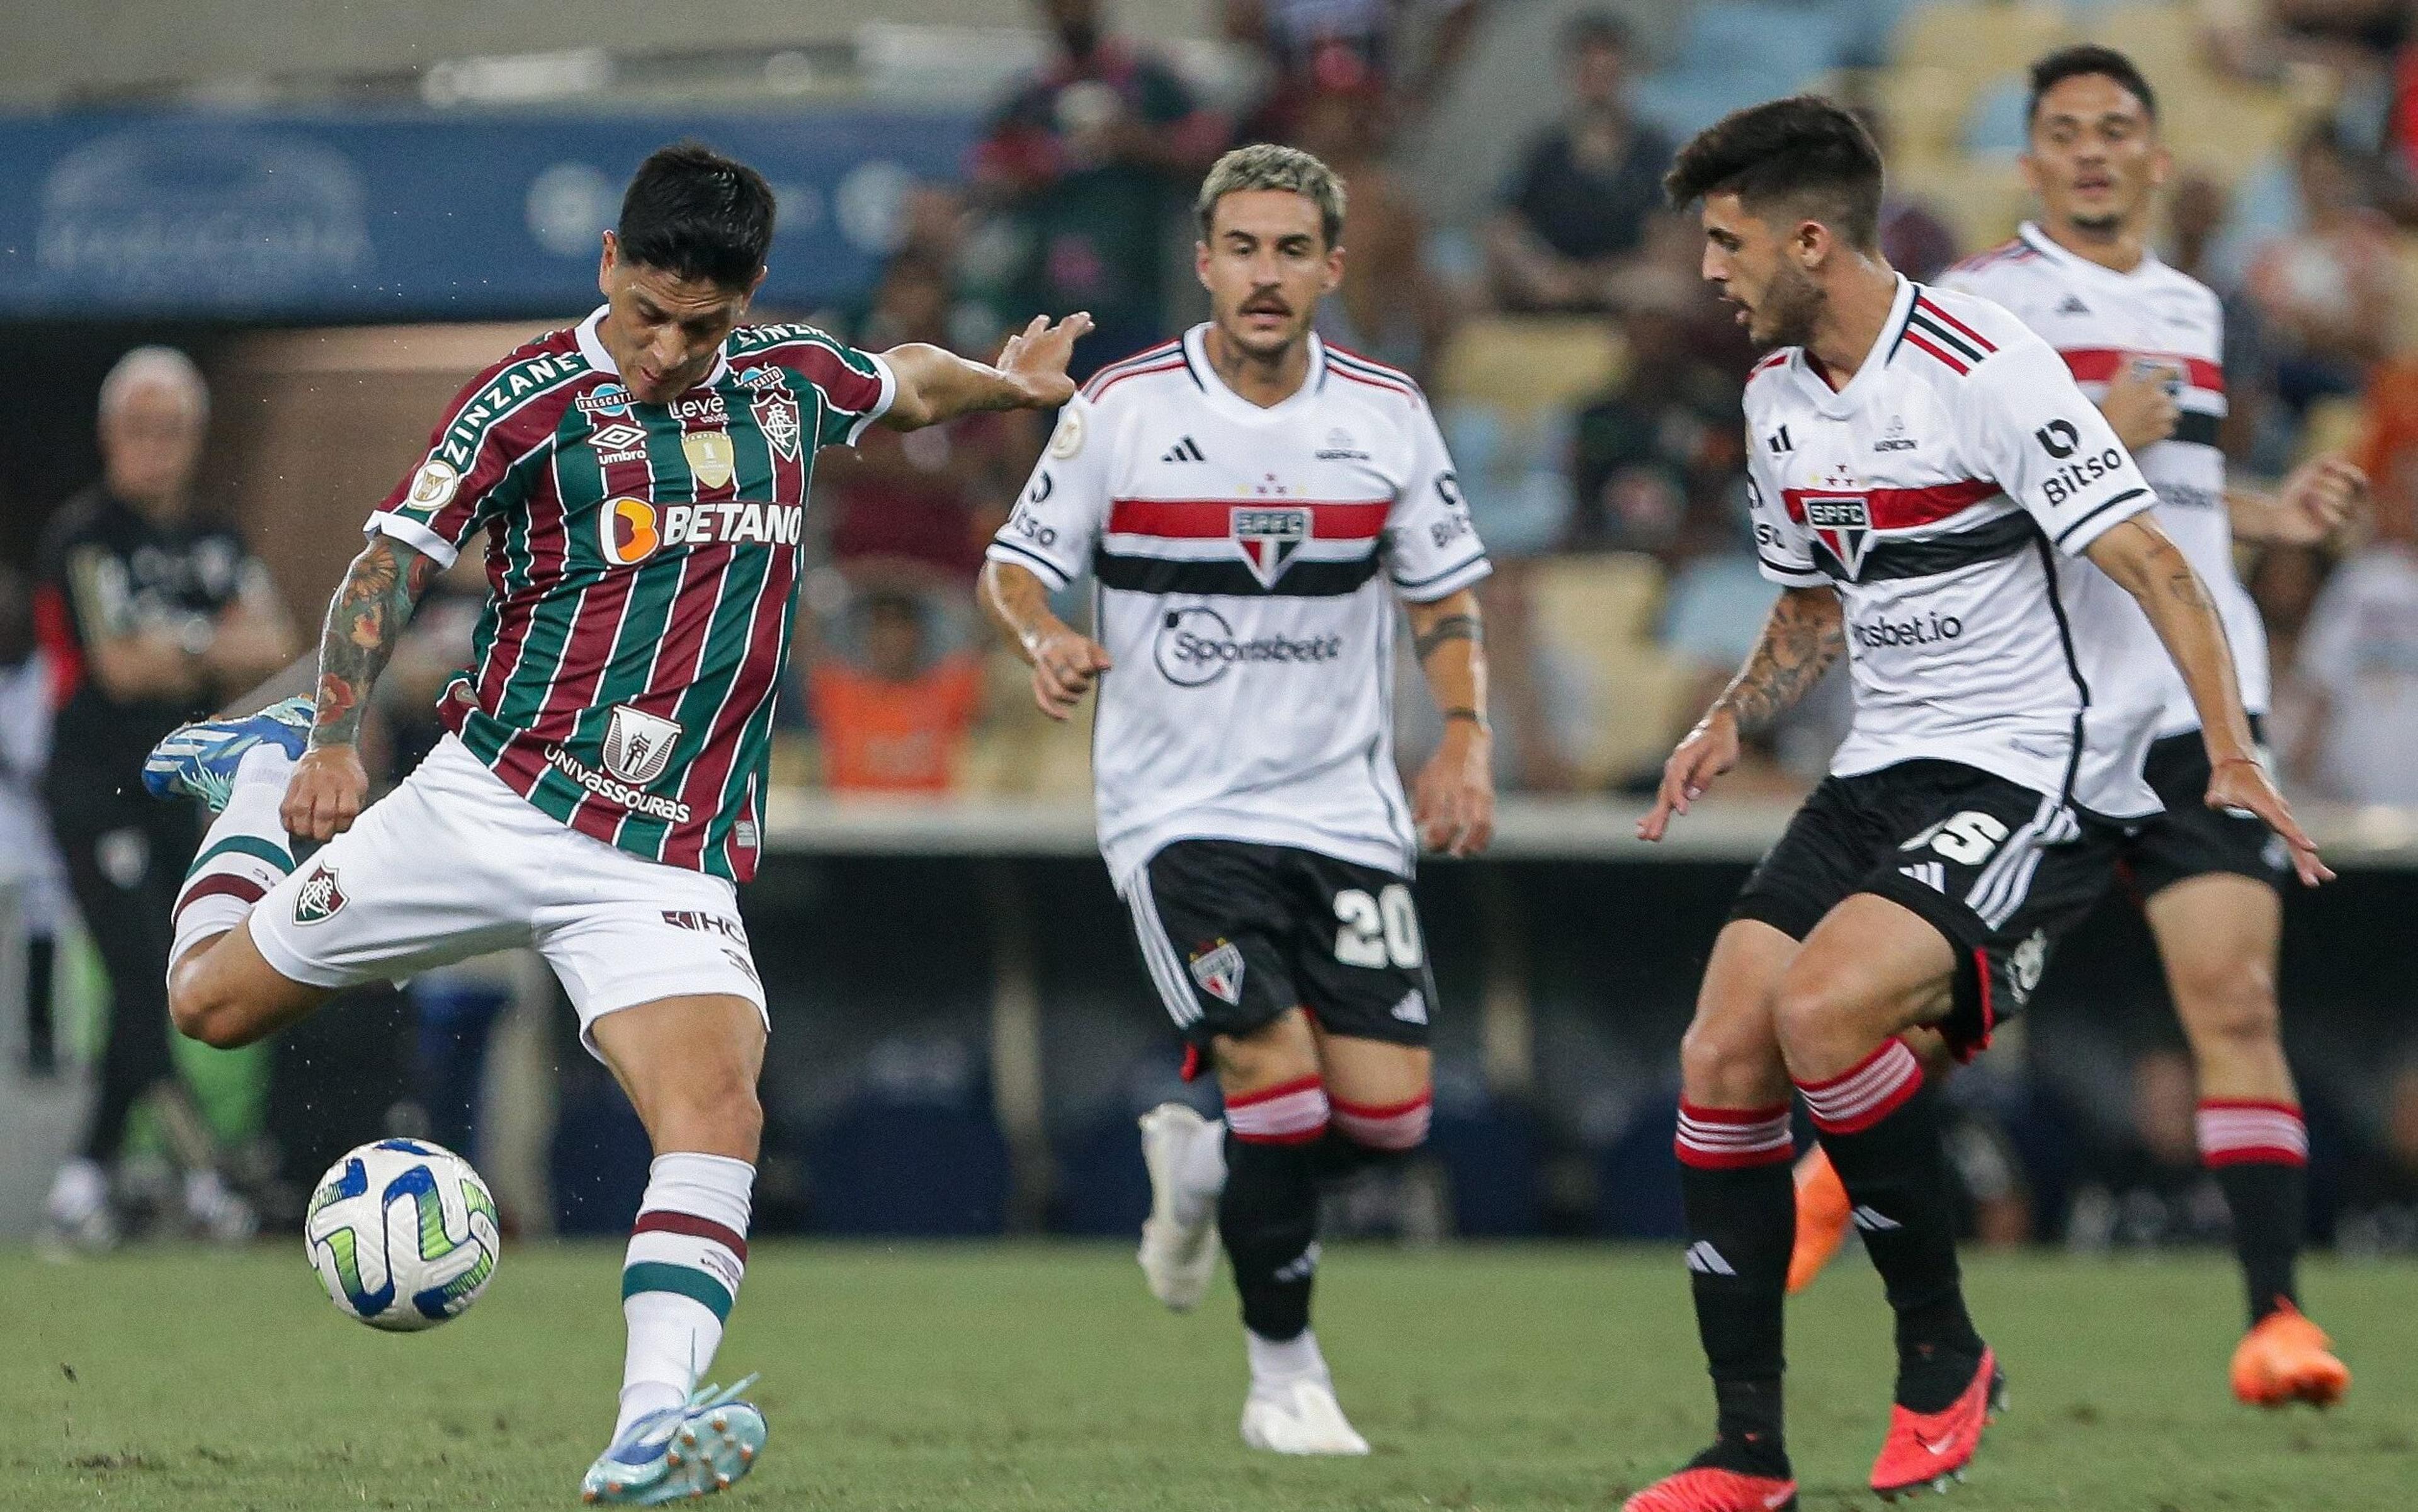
752, 391, 801, 460
602, 704, 683, 787
683, 428, 735, 491
1232, 506, 1308, 588
292, 863, 348, 925
1803, 496, 1873, 579
1189, 939, 1246, 1004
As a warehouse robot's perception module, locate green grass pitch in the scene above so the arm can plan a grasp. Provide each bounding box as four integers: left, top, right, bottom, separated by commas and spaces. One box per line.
4, 1242, 2412, 1509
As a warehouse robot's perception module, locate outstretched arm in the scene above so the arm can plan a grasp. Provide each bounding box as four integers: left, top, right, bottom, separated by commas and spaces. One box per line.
881, 313, 1094, 431
1638, 585, 1843, 841
1404, 589, 1494, 856
2084, 515, 2329, 884
282, 533, 440, 841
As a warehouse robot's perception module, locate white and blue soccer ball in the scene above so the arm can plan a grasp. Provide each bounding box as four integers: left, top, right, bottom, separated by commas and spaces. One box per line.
304, 1138, 501, 1332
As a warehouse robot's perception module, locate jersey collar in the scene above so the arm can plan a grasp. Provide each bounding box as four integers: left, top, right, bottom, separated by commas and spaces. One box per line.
2016, 220, 2160, 285
1184, 322, 1325, 421
573, 304, 734, 392
1793, 273, 1916, 418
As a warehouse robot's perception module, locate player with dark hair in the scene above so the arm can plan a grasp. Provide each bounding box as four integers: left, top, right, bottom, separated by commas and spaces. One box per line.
1787, 45, 2358, 1409
140, 142, 1090, 1504
1623, 95, 2327, 1511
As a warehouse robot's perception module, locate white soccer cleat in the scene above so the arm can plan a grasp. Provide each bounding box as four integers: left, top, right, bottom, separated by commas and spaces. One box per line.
1240, 1378, 1371, 1457
1137, 1101, 1220, 1312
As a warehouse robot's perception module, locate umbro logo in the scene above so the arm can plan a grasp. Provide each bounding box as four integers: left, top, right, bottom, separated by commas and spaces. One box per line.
2056, 293, 2091, 315
1851, 1205, 1902, 1232
1683, 1241, 1736, 1276
1161, 436, 1207, 463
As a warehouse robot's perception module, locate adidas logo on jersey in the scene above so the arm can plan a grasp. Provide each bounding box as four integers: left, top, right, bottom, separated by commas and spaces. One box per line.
1390, 989, 1429, 1025
1898, 861, 1947, 892
1684, 1241, 1736, 1276
1851, 1205, 1903, 1233
2056, 294, 2091, 315
1161, 436, 1207, 463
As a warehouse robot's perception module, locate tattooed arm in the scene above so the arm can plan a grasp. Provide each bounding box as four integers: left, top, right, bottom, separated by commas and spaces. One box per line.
280, 534, 440, 842
2084, 516, 2329, 884
1638, 585, 1843, 842
1404, 588, 1493, 856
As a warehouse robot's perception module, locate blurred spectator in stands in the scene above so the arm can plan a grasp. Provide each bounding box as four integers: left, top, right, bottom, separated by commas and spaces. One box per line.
0, 564, 71, 1079
1566, 272, 1749, 557
2338, 1059, 2418, 1254
1293, 86, 1456, 381
2065, 1047, 2235, 1254
1482, 11, 1671, 314
809, 590, 984, 795
2247, 543, 2332, 763
1853, 106, 1958, 284
970, 0, 1228, 376
35, 346, 297, 1252
1226, 0, 1484, 143
2244, 123, 2401, 414
2291, 441, 2418, 801
826, 251, 1035, 588
2165, 170, 2289, 466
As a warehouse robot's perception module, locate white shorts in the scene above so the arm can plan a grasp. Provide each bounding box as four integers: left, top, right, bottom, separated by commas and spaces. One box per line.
248, 735, 766, 1057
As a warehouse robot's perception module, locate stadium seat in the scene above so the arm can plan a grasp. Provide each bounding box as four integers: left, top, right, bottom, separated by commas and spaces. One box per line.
2072, 2, 2199, 78
1675, 2, 1858, 78
1523, 554, 1696, 787
1874, 65, 1982, 159
1434, 317, 1625, 425
1893, 1, 2070, 74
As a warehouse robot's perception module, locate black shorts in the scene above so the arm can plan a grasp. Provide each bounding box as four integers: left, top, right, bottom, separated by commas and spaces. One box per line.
1127, 839, 1436, 1055
1729, 759, 2123, 1059
2120, 722, 2293, 898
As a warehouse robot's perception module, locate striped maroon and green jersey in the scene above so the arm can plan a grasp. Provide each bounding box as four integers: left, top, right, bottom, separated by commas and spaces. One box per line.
366, 306, 895, 882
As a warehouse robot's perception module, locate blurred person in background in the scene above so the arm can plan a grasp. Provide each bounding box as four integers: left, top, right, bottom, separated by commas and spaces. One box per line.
2245, 122, 2402, 415
825, 250, 1038, 588
1293, 84, 1457, 383
807, 589, 984, 795
2063, 1047, 2237, 1255
1482, 11, 1672, 314
1849, 106, 1958, 285
2292, 440, 2418, 802
33, 345, 297, 1251
0, 564, 72, 1077
971, 0, 1229, 377
1225, 0, 1484, 144
1567, 271, 1749, 555
2337, 1058, 2418, 1254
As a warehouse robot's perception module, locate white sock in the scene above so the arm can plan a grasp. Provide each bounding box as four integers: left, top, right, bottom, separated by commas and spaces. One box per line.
1172, 1117, 1227, 1229
1246, 1327, 1330, 1392
613, 1152, 755, 1441
46, 1158, 106, 1224
170, 750, 300, 967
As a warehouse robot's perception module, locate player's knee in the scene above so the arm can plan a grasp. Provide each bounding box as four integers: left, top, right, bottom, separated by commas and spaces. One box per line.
1679, 1008, 1784, 1104
650, 1063, 762, 1157
2174, 956, 2281, 1054
1329, 1087, 1432, 1152
1771, 969, 1869, 1067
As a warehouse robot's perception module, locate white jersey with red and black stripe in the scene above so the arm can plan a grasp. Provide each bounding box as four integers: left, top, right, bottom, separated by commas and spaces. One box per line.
1942, 224, 2259, 737
986, 323, 1490, 887
1745, 275, 2165, 819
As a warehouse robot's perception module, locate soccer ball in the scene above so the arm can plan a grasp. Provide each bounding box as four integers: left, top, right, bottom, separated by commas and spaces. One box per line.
304, 1138, 501, 1332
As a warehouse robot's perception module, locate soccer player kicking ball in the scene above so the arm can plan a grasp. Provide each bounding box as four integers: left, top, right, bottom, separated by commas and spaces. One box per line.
1786, 45, 2356, 1411
980, 144, 1495, 1455
1625, 98, 2329, 1511
142, 144, 1090, 1506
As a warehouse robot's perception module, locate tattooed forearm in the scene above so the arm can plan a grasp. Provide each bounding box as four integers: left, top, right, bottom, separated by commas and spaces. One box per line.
309, 535, 438, 749
1413, 613, 1481, 662
1709, 586, 1845, 735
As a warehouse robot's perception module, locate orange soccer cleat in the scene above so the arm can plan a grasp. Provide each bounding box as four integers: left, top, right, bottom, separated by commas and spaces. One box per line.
1868, 1348, 2002, 1501
1786, 1145, 1851, 1294
1621, 1464, 1798, 1512
2230, 1301, 2351, 1408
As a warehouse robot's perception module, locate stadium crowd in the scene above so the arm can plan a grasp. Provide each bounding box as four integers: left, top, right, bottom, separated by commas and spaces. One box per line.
12, 0, 2418, 1253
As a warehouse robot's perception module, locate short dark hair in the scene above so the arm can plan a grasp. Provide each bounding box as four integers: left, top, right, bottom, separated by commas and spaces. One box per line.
2026, 45, 2158, 128
616, 142, 776, 290
1664, 94, 1884, 250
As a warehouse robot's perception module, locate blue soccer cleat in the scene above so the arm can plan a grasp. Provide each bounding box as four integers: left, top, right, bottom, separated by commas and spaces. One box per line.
142, 696, 315, 810
581, 1377, 767, 1506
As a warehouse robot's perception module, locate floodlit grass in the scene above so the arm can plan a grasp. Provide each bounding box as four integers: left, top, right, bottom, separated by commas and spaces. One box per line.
5, 1242, 2412, 1509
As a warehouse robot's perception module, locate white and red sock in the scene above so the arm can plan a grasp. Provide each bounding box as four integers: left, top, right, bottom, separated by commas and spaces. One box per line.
1331, 1089, 1432, 1152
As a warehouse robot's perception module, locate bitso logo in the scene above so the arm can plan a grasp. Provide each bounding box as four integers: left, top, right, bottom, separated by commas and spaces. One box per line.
2035, 418, 2079, 458
603, 497, 661, 565
292, 863, 348, 925
1189, 940, 1246, 1004
601, 704, 683, 786
402, 459, 460, 516
1232, 506, 1308, 587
